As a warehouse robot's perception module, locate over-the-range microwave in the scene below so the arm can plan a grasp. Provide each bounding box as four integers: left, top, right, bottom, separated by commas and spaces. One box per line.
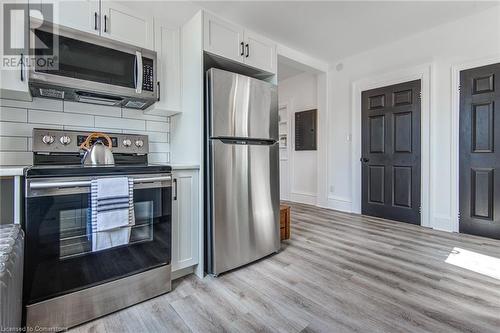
28, 18, 157, 110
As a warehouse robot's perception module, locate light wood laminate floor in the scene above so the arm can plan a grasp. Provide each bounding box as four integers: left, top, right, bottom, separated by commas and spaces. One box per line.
71, 202, 500, 333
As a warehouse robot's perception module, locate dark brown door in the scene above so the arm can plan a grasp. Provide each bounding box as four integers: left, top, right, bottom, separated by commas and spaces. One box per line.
459, 63, 500, 239
361, 80, 421, 224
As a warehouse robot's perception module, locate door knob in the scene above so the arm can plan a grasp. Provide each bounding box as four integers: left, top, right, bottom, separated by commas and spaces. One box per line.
360, 157, 369, 163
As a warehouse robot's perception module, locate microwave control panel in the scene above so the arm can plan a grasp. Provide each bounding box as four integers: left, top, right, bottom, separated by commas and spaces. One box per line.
142, 59, 154, 92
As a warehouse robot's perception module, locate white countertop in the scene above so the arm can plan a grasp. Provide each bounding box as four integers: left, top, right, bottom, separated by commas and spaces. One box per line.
170, 164, 200, 170
0, 166, 27, 177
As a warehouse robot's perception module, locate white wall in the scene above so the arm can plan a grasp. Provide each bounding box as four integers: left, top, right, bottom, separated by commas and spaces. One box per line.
0, 98, 170, 165
326, 7, 500, 231
279, 72, 318, 204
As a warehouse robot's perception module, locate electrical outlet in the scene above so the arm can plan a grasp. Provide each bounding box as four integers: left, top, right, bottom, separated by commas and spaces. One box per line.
329, 185, 335, 193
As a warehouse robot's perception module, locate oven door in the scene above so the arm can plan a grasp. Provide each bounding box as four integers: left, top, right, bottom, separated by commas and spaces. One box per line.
23, 174, 171, 305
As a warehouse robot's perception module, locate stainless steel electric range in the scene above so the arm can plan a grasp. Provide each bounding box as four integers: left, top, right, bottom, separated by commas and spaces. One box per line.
23, 129, 172, 330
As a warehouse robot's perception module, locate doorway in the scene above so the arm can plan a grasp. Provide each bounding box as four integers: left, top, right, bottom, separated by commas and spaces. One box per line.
459, 63, 500, 239
361, 80, 421, 224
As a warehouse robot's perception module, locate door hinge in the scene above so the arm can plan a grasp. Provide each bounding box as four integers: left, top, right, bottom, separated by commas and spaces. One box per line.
458, 84, 461, 92
418, 206, 421, 214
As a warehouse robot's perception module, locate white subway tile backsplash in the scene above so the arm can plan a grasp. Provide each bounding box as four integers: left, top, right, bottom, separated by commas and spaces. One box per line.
0, 97, 172, 166
0, 137, 28, 151
64, 101, 122, 118
0, 152, 32, 165
148, 152, 169, 164
149, 142, 170, 153
28, 110, 94, 127
128, 130, 168, 143
1, 97, 63, 112
0, 107, 28, 122
0, 122, 63, 137
122, 109, 168, 122
95, 116, 145, 131
146, 121, 169, 132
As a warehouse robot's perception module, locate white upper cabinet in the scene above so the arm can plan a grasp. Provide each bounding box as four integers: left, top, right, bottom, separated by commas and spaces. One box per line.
0, 3, 31, 101
100, 1, 154, 49
38, 1, 154, 48
203, 12, 245, 64
148, 21, 181, 116
243, 30, 277, 74
43, 0, 100, 34
203, 12, 276, 73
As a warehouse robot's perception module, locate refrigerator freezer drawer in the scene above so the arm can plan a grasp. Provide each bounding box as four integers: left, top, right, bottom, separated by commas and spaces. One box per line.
207, 68, 278, 141
209, 139, 280, 275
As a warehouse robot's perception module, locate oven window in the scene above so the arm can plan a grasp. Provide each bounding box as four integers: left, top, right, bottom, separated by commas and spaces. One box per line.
58, 201, 154, 259
24, 186, 171, 304
34, 29, 136, 88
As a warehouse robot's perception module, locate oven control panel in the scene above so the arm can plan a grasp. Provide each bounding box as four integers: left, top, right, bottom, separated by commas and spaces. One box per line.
32, 129, 150, 155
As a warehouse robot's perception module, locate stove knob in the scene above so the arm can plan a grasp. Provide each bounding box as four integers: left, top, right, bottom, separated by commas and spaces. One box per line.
123, 139, 132, 147
135, 139, 144, 148
42, 135, 55, 145
60, 135, 71, 145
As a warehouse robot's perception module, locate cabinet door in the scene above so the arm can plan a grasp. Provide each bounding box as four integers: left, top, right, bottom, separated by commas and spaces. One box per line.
0, 3, 31, 101
203, 12, 244, 63
150, 23, 181, 115
171, 170, 199, 272
42, 0, 99, 34
100, 1, 153, 49
244, 30, 277, 73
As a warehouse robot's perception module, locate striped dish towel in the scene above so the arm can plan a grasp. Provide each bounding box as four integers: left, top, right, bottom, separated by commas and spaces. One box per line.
90, 177, 135, 251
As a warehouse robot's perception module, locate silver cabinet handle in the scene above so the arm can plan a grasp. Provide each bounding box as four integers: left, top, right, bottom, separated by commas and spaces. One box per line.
30, 175, 172, 190
173, 178, 177, 200
135, 51, 143, 94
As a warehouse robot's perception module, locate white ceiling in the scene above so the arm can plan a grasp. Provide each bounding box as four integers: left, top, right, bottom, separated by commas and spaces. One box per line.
194, 1, 499, 63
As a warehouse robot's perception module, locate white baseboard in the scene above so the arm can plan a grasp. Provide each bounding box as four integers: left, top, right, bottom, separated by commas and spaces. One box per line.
324, 195, 352, 213
289, 191, 317, 205
172, 265, 195, 280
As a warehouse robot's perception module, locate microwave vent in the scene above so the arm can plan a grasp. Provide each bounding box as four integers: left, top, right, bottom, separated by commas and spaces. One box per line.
39, 88, 64, 99
125, 101, 147, 109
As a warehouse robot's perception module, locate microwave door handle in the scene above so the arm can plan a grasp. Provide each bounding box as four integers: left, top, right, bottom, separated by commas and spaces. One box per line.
135, 51, 143, 94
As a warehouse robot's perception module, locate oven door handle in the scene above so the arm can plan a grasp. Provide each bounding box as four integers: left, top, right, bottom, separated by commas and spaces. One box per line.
29, 175, 172, 190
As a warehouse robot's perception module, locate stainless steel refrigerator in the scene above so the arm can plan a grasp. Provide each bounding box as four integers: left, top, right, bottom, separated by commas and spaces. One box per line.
205, 68, 280, 276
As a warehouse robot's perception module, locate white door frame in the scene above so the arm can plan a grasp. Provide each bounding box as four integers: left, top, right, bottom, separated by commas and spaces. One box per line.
279, 103, 291, 200
351, 63, 432, 227
450, 55, 500, 233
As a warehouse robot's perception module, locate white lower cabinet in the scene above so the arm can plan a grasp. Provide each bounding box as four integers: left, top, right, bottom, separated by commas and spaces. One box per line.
171, 169, 199, 273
